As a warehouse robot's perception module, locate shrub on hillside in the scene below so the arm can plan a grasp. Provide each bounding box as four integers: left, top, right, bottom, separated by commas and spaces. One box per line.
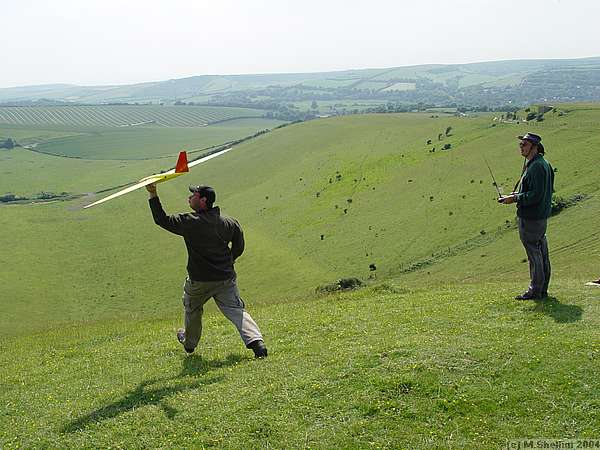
0, 138, 16, 149
0, 193, 23, 202
551, 194, 587, 216
316, 277, 363, 293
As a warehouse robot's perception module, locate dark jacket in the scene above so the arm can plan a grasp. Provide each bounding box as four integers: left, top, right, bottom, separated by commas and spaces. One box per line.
149, 197, 244, 281
516, 154, 554, 220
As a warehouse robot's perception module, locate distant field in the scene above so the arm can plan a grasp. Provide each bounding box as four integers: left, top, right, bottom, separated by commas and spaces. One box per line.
352, 80, 390, 91
0, 118, 284, 196
0, 105, 266, 127
0, 125, 85, 146
381, 82, 416, 92
290, 99, 387, 113
456, 73, 503, 88
33, 118, 284, 160
298, 78, 359, 89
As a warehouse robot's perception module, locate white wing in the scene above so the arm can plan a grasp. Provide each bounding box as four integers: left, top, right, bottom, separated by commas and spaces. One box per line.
83, 147, 233, 209
83, 177, 161, 209
188, 147, 232, 168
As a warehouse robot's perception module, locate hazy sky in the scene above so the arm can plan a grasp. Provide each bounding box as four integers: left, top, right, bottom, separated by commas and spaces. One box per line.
2, 0, 599, 88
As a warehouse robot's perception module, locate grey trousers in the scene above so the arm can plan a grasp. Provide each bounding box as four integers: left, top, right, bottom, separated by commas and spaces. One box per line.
518, 217, 551, 295
181, 276, 263, 350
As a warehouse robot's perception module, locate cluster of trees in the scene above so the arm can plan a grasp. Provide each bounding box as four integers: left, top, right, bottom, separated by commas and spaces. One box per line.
264, 108, 317, 122
501, 111, 520, 121
0, 138, 16, 149
362, 102, 436, 114
173, 100, 202, 106
522, 106, 554, 122
0, 193, 24, 202
0, 191, 70, 203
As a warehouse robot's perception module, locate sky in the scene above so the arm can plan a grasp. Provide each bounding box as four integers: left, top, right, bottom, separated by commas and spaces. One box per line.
2, 0, 600, 88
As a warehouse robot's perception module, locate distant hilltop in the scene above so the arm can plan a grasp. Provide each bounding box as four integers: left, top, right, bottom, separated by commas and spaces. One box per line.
1, 56, 600, 108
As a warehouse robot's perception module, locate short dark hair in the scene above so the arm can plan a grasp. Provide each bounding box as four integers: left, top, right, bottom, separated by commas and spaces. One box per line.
189, 185, 216, 206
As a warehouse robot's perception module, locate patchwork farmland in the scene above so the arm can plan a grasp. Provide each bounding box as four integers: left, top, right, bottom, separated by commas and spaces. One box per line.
0, 105, 265, 127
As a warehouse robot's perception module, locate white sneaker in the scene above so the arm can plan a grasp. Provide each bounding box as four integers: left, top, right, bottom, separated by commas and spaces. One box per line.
176, 329, 194, 353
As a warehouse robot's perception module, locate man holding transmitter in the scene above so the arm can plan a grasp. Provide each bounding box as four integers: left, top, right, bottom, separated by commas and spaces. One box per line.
146, 183, 267, 358
499, 133, 554, 300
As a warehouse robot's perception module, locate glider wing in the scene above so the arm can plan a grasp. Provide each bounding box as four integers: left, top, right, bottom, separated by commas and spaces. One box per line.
83, 177, 163, 209
83, 147, 232, 209
187, 147, 232, 168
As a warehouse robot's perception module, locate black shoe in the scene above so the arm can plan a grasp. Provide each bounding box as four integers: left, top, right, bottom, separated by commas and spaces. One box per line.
248, 340, 268, 358
177, 328, 194, 354
515, 291, 542, 300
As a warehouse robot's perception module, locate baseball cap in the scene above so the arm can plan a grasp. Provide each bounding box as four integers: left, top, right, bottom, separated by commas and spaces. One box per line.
517, 132, 545, 154
189, 185, 216, 204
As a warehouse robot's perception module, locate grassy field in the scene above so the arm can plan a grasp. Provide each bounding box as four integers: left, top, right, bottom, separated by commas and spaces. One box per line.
0, 105, 266, 127
290, 99, 388, 114
0, 118, 284, 197
1, 104, 599, 448
1, 280, 598, 449
33, 118, 284, 160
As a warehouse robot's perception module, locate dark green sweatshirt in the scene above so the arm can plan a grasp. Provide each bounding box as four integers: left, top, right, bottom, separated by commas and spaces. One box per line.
149, 197, 244, 281
516, 154, 554, 220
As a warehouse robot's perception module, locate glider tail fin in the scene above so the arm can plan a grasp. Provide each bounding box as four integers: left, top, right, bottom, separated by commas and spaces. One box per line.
175, 151, 189, 173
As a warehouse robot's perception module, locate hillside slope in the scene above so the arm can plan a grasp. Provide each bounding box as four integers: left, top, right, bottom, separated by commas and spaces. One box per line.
0, 280, 598, 448
1, 104, 599, 337
1, 104, 599, 448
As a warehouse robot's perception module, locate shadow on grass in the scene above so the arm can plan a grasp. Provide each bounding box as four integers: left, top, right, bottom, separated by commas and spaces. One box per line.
529, 296, 583, 323
62, 353, 246, 433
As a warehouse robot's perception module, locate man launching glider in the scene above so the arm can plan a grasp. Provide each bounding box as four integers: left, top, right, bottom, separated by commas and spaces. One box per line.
146, 183, 268, 358
84, 148, 266, 356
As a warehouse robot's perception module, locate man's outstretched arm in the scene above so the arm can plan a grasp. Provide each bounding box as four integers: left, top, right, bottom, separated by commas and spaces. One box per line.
146, 183, 185, 236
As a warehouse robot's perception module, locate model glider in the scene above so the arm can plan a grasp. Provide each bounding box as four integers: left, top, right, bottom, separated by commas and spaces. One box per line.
83, 148, 231, 208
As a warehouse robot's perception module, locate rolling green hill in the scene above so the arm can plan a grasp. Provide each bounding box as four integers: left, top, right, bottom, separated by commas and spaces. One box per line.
1, 103, 598, 332
32, 118, 283, 160
2, 57, 600, 109
1, 104, 599, 448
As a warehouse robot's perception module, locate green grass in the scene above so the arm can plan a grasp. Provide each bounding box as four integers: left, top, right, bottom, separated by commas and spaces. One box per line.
1, 103, 599, 448
34, 118, 284, 160
0, 118, 284, 196
0, 124, 84, 145
0, 281, 598, 448
290, 99, 388, 114
2, 106, 599, 333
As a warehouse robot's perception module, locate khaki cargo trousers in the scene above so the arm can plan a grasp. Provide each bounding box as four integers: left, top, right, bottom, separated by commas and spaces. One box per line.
181, 276, 263, 351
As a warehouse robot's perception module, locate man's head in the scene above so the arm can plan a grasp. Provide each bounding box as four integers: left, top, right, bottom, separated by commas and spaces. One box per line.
188, 185, 216, 211
517, 132, 544, 159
